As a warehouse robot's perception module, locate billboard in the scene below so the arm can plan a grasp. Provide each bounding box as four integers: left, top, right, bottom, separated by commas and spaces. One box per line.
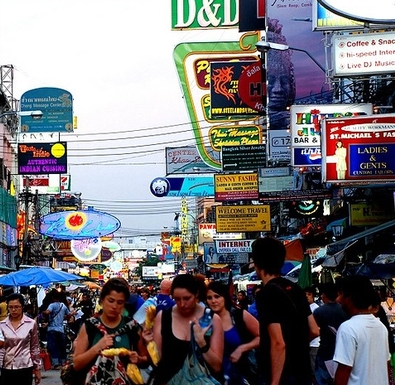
198, 223, 243, 244
165, 146, 218, 174
215, 204, 270, 232
40, 210, 121, 239
18, 142, 67, 175
350, 202, 394, 226
290, 104, 373, 166
332, 32, 395, 77
321, 114, 395, 183
317, 0, 395, 24
210, 61, 258, 117
20, 87, 73, 133
171, 0, 238, 29
150, 176, 214, 197
22, 174, 71, 194
214, 173, 258, 201
312, 0, 365, 30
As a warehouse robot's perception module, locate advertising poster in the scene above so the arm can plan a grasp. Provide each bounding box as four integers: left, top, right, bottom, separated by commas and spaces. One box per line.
290, 104, 373, 167
322, 114, 395, 183
18, 142, 67, 175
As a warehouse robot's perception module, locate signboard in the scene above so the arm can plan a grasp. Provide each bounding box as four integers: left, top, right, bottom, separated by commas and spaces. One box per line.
40, 209, 121, 239
239, 0, 265, 32
198, 223, 243, 244
71, 238, 102, 262
332, 32, 395, 77
22, 174, 71, 194
258, 175, 294, 193
214, 239, 254, 253
165, 146, 217, 174
221, 144, 266, 171
210, 125, 261, 150
350, 202, 394, 226
150, 176, 214, 197
20, 87, 73, 133
203, 242, 249, 263
237, 60, 266, 113
18, 142, 67, 175
313, 0, 365, 30
214, 173, 258, 201
290, 104, 372, 166
215, 204, 271, 232
317, 0, 395, 23
322, 114, 395, 183
210, 61, 258, 117
268, 130, 291, 162
171, 0, 238, 29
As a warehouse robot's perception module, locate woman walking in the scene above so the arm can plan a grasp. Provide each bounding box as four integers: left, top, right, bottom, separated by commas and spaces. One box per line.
0, 293, 41, 385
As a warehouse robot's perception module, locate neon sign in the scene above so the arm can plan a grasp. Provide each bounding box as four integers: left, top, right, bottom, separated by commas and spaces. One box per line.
40, 209, 121, 239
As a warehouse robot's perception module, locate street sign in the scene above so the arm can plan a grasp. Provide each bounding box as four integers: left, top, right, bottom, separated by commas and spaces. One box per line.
221, 144, 266, 171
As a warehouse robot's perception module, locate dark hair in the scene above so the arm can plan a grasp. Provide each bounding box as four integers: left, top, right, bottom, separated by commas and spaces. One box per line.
318, 282, 338, 301
171, 274, 200, 297
7, 293, 24, 306
251, 236, 286, 275
303, 286, 316, 295
337, 276, 376, 310
100, 277, 130, 302
207, 281, 234, 311
252, 284, 263, 297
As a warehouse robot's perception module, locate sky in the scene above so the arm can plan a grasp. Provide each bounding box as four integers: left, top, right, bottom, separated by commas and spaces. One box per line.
0, 0, 328, 238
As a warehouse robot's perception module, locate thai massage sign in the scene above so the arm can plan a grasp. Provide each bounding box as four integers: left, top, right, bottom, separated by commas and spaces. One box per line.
18, 142, 67, 175
321, 114, 395, 184
40, 209, 121, 239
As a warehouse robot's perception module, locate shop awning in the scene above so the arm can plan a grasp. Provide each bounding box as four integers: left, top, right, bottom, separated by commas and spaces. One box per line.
326, 219, 395, 255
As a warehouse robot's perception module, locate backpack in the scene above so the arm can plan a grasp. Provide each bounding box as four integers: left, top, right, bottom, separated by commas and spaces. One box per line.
60, 317, 139, 385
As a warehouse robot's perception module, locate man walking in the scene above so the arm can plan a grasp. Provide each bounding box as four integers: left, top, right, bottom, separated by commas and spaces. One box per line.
333, 276, 390, 385
252, 236, 319, 385
313, 283, 348, 385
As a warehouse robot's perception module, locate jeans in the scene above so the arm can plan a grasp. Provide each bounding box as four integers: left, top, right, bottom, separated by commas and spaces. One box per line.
47, 330, 67, 366
315, 354, 334, 385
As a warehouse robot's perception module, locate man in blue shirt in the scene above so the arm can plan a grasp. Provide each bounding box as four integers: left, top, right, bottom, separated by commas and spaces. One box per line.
156, 280, 175, 314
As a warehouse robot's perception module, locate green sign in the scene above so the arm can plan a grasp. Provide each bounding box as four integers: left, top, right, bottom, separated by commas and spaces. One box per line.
171, 0, 238, 29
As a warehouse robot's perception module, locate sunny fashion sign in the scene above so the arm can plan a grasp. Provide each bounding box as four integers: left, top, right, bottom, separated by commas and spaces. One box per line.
321, 114, 395, 184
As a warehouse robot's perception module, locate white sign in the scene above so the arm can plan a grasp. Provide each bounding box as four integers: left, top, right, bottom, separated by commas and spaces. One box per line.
268, 130, 291, 162
333, 32, 395, 77
259, 176, 294, 193
215, 239, 254, 253
317, 0, 395, 23
290, 104, 373, 149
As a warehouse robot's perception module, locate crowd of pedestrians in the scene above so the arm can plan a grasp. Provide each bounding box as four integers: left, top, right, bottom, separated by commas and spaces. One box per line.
0, 235, 393, 385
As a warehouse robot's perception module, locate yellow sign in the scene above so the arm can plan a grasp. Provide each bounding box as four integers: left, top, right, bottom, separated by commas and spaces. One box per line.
350, 203, 393, 226
215, 173, 258, 200
215, 205, 271, 232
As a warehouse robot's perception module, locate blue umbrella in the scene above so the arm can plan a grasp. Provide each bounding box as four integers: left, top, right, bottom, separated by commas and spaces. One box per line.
0, 266, 84, 286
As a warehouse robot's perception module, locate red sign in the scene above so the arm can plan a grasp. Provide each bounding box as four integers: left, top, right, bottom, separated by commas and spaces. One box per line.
238, 61, 266, 113
322, 114, 395, 183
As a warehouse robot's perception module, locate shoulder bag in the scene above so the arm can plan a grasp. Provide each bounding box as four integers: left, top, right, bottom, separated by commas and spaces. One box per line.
167, 323, 221, 385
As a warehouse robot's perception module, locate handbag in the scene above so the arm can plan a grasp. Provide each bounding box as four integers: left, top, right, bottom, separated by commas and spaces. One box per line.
168, 324, 221, 385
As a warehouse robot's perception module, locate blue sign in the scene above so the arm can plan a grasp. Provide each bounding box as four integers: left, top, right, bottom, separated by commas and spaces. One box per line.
150, 177, 214, 197
40, 209, 121, 239
349, 144, 395, 178
292, 148, 322, 167
20, 87, 73, 133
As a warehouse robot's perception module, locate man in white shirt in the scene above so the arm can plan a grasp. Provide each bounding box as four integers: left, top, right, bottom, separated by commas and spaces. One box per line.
333, 276, 390, 385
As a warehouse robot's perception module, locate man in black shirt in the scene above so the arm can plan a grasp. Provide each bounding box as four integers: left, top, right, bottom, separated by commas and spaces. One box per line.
252, 236, 319, 385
